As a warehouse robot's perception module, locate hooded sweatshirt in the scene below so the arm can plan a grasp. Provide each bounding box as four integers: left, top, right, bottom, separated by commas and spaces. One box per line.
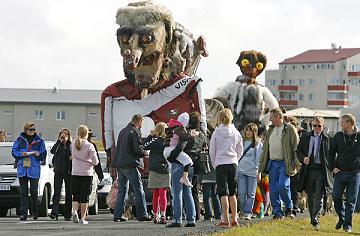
210, 124, 243, 168
71, 139, 99, 176
238, 140, 263, 177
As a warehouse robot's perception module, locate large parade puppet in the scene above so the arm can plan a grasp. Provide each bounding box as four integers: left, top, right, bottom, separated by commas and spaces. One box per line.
101, 1, 209, 157
214, 50, 279, 132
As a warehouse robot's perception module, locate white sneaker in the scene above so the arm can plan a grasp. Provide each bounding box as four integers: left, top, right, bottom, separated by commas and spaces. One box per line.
80, 219, 88, 225
180, 177, 193, 187
244, 214, 251, 220
72, 211, 79, 223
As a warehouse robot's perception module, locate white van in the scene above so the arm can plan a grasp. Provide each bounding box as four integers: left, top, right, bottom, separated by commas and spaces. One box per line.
0, 141, 98, 217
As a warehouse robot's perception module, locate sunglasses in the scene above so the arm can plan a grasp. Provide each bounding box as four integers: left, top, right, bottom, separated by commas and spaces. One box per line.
28, 128, 36, 131
313, 125, 322, 128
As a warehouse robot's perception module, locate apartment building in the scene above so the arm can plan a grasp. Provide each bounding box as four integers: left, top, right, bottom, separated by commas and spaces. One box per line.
265, 47, 360, 110
0, 88, 102, 141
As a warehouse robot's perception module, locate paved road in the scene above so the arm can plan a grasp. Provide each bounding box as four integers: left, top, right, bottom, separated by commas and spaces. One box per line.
0, 209, 225, 236
0, 209, 308, 236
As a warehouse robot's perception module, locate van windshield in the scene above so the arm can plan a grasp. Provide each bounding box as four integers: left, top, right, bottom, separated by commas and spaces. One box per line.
0, 146, 14, 165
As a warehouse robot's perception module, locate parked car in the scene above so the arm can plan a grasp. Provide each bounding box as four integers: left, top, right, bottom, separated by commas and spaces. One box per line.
0, 141, 99, 217
97, 151, 112, 209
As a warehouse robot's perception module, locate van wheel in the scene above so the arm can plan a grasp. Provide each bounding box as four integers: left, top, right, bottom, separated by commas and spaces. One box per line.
0, 208, 8, 217
39, 186, 49, 217
88, 197, 98, 215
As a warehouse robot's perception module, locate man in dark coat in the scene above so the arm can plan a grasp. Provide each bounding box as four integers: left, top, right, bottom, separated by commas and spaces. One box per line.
112, 114, 151, 222
297, 116, 333, 231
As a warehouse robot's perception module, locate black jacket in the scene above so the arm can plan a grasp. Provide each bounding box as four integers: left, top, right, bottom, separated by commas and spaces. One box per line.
51, 140, 72, 175
169, 130, 206, 164
90, 141, 104, 180
296, 131, 333, 190
112, 123, 143, 168
143, 136, 168, 174
329, 129, 360, 172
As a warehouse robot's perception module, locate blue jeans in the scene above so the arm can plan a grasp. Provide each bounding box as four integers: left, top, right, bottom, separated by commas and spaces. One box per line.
202, 183, 221, 219
171, 163, 196, 224
356, 184, 360, 212
268, 160, 293, 217
332, 170, 360, 227
238, 173, 257, 214
114, 167, 148, 219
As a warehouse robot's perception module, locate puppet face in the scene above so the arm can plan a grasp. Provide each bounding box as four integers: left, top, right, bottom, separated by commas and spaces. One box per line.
117, 22, 167, 91
236, 50, 267, 79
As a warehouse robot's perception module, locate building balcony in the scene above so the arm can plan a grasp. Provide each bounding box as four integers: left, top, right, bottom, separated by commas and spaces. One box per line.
278, 85, 298, 92
327, 100, 348, 107
348, 72, 360, 77
327, 85, 348, 91
279, 99, 298, 107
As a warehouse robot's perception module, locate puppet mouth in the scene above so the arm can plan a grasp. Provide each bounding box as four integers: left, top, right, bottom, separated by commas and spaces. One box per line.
135, 75, 155, 89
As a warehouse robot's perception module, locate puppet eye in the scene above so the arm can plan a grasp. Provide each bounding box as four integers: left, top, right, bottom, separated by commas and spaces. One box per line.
141, 34, 153, 44
256, 62, 264, 70
120, 36, 130, 45
241, 59, 250, 67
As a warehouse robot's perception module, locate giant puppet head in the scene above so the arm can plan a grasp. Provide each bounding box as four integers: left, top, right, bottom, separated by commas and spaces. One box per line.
236, 50, 267, 83
116, 1, 208, 97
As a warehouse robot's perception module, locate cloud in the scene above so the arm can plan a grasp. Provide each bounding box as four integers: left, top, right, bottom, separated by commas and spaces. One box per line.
1, 0, 360, 98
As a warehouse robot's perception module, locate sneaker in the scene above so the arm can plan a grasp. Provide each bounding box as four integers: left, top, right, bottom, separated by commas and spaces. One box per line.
272, 215, 284, 220
180, 177, 193, 187
137, 216, 152, 222
313, 224, 320, 231
285, 208, 295, 219
185, 223, 195, 227
244, 214, 251, 220
335, 220, 343, 230
113, 216, 128, 222
217, 221, 230, 228
159, 216, 167, 224
343, 225, 352, 233
72, 211, 79, 223
153, 217, 160, 224
19, 215, 27, 221
79, 219, 88, 225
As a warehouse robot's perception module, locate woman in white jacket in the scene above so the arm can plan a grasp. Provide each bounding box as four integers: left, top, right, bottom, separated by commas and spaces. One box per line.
210, 108, 243, 228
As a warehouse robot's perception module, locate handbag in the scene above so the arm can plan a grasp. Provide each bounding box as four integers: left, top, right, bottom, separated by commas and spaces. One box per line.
194, 143, 212, 175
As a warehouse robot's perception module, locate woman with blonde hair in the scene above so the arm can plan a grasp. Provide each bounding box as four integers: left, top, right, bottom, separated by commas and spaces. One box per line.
210, 109, 243, 227
11, 121, 46, 221
143, 122, 170, 224
50, 128, 73, 221
237, 123, 263, 220
71, 125, 98, 224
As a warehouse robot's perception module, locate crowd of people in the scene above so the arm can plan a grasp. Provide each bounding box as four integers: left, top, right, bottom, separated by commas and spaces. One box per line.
7, 109, 360, 233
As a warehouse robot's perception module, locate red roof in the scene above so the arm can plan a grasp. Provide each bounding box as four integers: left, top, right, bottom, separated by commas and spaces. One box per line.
279, 48, 360, 64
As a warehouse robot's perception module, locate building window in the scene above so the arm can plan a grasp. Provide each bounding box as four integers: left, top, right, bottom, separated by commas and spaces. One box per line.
309, 79, 315, 86
328, 93, 346, 100
56, 111, 65, 120
309, 93, 315, 101
88, 112, 98, 117
35, 110, 43, 120
3, 110, 13, 115
299, 94, 304, 100
299, 79, 304, 86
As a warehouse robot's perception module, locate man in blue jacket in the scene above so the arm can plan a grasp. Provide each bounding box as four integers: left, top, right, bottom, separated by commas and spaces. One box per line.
12, 121, 46, 221
329, 114, 360, 233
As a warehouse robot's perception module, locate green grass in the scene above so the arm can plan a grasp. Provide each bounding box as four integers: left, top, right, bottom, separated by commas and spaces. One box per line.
214, 213, 360, 236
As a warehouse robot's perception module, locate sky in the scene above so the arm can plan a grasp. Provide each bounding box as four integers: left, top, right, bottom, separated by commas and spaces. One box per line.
1, 0, 360, 98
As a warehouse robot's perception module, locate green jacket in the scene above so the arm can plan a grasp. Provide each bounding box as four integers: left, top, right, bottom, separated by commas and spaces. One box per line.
259, 123, 301, 176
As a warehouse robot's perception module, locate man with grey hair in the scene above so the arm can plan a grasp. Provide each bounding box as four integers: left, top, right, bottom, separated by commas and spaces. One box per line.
329, 113, 360, 233
296, 116, 333, 231
259, 108, 300, 220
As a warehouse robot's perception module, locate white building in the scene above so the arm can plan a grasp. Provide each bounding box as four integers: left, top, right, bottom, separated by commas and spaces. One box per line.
266, 46, 360, 111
